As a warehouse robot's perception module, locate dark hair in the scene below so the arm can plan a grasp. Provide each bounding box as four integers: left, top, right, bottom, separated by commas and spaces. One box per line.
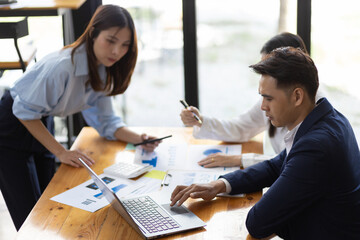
250, 47, 319, 101
64, 5, 138, 96
260, 32, 308, 55
260, 32, 308, 137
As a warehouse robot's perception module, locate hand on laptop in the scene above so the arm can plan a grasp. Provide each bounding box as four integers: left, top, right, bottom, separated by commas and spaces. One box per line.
57, 149, 94, 168
170, 180, 226, 206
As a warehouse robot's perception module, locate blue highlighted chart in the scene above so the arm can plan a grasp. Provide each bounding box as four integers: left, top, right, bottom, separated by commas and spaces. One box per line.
112, 184, 127, 193
140, 148, 158, 167
86, 177, 115, 190
94, 192, 103, 199
142, 156, 158, 167
203, 148, 222, 156
134, 144, 188, 171
94, 184, 127, 199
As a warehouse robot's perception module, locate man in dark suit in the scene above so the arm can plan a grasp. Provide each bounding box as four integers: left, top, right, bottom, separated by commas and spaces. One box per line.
170, 47, 360, 239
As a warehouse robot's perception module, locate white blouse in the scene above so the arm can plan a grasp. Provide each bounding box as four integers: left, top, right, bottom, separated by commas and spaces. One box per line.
193, 99, 286, 156
192, 91, 323, 168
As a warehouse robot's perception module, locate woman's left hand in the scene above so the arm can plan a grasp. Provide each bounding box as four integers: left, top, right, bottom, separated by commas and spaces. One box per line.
197, 153, 242, 168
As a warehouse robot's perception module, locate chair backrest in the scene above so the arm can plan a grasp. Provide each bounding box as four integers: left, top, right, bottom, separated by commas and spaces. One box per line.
0, 17, 36, 72
0, 17, 28, 39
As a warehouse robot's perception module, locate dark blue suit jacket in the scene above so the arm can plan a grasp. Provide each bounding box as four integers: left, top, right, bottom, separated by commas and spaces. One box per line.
221, 98, 360, 239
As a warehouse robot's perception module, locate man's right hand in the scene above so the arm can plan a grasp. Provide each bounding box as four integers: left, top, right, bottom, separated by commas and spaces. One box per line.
170, 180, 226, 206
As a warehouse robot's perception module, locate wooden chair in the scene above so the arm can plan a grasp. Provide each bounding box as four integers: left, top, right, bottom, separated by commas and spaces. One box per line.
0, 17, 37, 74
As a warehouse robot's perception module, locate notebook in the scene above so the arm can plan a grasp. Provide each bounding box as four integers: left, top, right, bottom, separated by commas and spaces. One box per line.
78, 158, 206, 239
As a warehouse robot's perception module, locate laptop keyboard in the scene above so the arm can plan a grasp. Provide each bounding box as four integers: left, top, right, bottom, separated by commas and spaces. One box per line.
123, 196, 180, 233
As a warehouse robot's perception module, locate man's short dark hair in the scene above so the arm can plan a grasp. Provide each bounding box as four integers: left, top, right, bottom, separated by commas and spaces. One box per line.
250, 47, 319, 102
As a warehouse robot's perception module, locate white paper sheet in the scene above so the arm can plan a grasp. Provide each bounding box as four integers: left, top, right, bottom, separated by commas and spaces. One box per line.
51, 172, 163, 212
52, 144, 244, 211
134, 144, 188, 171
51, 174, 133, 212
134, 144, 242, 172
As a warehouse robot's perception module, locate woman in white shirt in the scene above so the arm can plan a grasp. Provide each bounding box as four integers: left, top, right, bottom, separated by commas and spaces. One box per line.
181, 32, 317, 168
0, 5, 161, 230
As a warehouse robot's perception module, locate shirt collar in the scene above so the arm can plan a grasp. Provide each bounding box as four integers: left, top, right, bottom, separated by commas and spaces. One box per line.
72, 44, 89, 76
284, 122, 302, 155
294, 97, 331, 143
72, 43, 107, 82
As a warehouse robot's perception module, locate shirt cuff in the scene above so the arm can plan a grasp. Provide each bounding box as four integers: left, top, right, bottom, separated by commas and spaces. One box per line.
192, 116, 211, 138
12, 96, 43, 120
242, 153, 271, 168
218, 178, 232, 193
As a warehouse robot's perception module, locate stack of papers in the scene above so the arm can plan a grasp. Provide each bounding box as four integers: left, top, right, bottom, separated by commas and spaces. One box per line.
51, 144, 244, 212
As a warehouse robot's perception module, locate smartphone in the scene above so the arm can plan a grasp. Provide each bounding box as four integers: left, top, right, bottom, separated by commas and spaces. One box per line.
133, 135, 172, 146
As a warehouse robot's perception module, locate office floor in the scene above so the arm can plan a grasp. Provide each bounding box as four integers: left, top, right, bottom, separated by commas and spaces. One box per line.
0, 191, 17, 239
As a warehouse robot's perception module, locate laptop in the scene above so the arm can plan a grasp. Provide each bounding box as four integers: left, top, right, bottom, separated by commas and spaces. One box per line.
78, 158, 206, 239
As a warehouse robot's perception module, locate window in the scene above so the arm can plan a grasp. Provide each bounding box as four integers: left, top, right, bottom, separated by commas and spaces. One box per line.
197, 0, 297, 119
105, 0, 184, 126
312, 0, 360, 141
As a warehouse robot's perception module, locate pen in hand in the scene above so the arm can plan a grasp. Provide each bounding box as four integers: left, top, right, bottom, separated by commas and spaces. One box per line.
179, 100, 203, 124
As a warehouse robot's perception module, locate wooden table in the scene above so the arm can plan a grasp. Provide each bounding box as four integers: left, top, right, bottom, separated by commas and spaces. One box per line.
0, 0, 86, 11
16, 127, 263, 240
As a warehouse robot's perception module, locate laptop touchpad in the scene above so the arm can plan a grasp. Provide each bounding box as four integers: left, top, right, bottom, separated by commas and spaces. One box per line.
162, 204, 189, 215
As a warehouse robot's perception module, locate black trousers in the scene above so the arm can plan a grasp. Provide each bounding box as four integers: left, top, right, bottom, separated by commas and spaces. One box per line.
0, 91, 55, 230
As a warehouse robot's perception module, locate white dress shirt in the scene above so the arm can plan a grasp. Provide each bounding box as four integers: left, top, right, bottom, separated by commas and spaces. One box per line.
193, 91, 323, 156
284, 122, 301, 156
220, 122, 302, 193
193, 99, 287, 155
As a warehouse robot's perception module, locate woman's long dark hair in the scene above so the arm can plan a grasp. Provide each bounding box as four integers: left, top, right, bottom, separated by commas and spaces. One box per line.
260, 32, 308, 137
64, 5, 138, 96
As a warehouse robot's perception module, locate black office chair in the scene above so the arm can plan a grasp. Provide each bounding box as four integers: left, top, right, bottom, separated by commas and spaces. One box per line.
0, 16, 37, 75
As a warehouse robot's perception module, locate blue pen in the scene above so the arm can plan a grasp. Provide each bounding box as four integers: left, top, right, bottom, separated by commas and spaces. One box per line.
180, 100, 203, 124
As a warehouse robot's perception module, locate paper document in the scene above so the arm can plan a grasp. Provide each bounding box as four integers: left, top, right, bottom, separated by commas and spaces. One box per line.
51, 174, 133, 212
51, 171, 164, 212
52, 143, 245, 211
134, 144, 188, 171
134, 144, 242, 172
